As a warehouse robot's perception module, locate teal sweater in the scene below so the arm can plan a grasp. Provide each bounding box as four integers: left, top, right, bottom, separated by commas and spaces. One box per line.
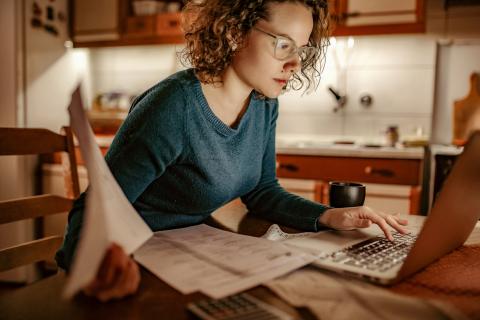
56, 69, 330, 270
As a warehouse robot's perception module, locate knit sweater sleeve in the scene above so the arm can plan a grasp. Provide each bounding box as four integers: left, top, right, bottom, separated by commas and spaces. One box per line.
241, 100, 331, 232
55, 80, 186, 271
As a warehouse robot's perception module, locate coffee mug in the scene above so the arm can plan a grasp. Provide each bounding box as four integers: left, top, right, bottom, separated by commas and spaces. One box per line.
329, 181, 366, 208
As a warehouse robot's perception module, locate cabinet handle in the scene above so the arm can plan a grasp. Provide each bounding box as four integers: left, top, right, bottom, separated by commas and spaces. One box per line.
168, 20, 179, 27
279, 163, 299, 172
364, 166, 394, 177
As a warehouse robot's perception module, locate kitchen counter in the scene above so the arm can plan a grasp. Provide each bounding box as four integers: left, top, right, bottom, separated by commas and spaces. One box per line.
276, 143, 424, 159
275, 137, 426, 214
276, 134, 425, 159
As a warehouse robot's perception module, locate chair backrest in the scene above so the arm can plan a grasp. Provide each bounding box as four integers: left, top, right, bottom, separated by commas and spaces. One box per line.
0, 126, 80, 272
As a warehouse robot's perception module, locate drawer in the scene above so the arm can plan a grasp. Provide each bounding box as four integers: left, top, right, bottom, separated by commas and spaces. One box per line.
155, 13, 183, 36
126, 16, 156, 37
276, 155, 422, 186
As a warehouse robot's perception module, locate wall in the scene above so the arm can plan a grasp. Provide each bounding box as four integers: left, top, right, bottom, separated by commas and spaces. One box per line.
0, 0, 34, 283
85, 37, 436, 144
88, 45, 184, 97
24, 0, 92, 131
0, 0, 92, 283
277, 35, 436, 141
81, 0, 480, 143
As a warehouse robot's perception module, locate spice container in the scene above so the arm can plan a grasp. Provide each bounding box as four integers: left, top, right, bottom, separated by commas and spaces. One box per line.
385, 125, 399, 147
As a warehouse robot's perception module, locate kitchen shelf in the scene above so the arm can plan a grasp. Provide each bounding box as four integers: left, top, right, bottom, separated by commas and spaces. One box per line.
74, 34, 184, 48
330, 0, 425, 36
71, 0, 185, 48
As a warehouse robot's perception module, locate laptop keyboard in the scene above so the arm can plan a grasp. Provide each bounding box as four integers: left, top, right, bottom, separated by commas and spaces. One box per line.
327, 232, 417, 272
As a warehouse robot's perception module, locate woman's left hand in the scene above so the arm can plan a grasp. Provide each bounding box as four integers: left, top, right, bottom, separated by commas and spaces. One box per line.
318, 206, 409, 241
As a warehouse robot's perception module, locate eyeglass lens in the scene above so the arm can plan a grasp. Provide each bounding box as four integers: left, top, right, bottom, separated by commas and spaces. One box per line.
274, 38, 315, 62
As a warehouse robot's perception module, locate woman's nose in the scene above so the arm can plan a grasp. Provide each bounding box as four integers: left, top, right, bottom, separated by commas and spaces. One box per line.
283, 55, 301, 74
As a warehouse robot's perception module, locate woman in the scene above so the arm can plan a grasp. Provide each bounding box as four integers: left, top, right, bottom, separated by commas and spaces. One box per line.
57, 0, 408, 302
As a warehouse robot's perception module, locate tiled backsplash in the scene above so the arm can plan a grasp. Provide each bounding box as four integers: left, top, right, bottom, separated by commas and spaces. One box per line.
89, 45, 185, 95
277, 35, 436, 140
86, 35, 437, 140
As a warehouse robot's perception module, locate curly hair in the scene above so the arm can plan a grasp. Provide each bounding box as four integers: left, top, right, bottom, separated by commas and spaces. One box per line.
179, 0, 331, 94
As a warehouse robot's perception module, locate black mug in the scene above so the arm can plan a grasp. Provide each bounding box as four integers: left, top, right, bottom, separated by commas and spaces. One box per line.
329, 181, 366, 208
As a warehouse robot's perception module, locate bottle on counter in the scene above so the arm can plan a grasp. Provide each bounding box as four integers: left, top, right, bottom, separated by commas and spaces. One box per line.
385, 125, 399, 147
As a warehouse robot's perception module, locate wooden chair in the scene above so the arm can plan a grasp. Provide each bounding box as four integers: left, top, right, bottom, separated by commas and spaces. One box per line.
0, 127, 80, 273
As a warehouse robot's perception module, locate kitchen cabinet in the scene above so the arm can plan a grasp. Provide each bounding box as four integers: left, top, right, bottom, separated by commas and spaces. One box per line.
71, 0, 125, 43
124, 12, 183, 40
277, 154, 423, 214
71, 0, 184, 48
330, 0, 425, 36
71, 0, 425, 47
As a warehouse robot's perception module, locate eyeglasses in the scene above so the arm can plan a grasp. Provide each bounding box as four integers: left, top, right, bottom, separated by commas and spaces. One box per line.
253, 27, 317, 63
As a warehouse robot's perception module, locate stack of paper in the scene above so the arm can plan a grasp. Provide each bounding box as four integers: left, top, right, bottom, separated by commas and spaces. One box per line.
63, 86, 153, 299
134, 224, 317, 299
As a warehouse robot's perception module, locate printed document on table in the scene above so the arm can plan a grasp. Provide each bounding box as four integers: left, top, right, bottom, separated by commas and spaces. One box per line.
63, 86, 153, 299
134, 224, 318, 299
158, 224, 311, 274
134, 235, 236, 295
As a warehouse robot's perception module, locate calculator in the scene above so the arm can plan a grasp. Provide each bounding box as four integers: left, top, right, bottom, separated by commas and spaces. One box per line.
187, 293, 294, 320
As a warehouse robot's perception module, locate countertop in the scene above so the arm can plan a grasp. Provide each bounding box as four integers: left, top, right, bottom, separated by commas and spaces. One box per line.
276, 144, 424, 159
276, 135, 425, 159
93, 135, 425, 160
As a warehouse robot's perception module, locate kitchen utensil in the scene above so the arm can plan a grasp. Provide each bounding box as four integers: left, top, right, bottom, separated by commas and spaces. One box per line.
453, 73, 480, 146
385, 125, 399, 147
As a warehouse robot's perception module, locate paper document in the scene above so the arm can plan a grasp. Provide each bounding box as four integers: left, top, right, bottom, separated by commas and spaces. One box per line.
63, 86, 153, 299
134, 224, 317, 299
265, 268, 462, 320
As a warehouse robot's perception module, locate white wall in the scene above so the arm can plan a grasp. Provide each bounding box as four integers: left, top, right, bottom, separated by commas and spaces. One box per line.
24, 0, 92, 131
84, 37, 437, 142
80, 0, 480, 143
277, 35, 436, 140
89, 45, 185, 96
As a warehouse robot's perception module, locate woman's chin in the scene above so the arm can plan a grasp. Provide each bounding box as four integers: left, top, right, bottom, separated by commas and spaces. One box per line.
256, 87, 282, 99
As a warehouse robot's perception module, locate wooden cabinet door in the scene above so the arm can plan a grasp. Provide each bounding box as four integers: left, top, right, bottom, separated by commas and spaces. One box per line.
72, 0, 124, 42
276, 155, 422, 186
331, 0, 425, 36
276, 155, 423, 214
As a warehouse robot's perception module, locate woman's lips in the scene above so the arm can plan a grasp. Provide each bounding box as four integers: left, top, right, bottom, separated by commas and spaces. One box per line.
274, 79, 287, 86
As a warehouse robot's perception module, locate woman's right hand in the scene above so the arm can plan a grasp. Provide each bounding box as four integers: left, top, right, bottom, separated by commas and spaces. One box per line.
319, 206, 409, 241
82, 243, 141, 302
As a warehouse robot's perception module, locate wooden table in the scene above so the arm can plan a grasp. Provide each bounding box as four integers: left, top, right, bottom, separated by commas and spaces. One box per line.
0, 268, 315, 320
0, 202, 310, 320
1, 202, 479, 320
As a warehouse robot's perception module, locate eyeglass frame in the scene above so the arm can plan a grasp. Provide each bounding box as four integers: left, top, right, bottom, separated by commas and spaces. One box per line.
253, 27, 317, 63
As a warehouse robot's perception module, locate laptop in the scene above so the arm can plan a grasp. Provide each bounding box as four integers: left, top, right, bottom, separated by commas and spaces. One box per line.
285, 131, 480, 285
